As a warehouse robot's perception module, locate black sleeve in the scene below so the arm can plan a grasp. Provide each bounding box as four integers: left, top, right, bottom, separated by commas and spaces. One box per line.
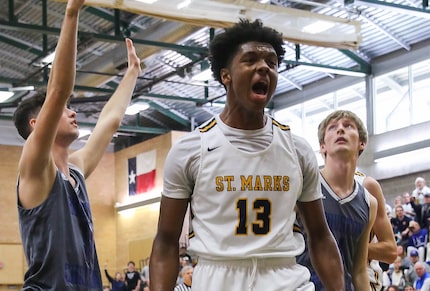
105, 269, 114, 283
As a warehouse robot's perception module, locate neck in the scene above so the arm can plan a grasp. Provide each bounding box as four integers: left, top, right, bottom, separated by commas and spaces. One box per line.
219, 107, 266, 130
321, 157, 357, 198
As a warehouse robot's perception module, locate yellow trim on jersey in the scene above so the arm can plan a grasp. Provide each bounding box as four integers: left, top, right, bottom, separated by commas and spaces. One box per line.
355, 170, 366, 177
199, 118, 217, 133
272, 118, 290, 131
293, 223, 302, 234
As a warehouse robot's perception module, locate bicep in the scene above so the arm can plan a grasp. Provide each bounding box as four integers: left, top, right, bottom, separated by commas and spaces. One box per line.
157, 196, 190, 241
297, 199, 330, 237
366, 180, 394, 241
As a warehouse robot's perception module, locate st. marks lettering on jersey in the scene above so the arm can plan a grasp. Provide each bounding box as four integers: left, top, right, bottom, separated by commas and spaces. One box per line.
215, 175, 290, 192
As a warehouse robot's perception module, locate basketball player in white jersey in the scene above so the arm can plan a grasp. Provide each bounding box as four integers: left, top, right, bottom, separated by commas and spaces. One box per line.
149, 19, 345, 291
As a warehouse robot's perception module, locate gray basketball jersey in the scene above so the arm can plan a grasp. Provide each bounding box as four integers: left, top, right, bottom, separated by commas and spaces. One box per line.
298, 173, 370, 290
18, 165, 102, 290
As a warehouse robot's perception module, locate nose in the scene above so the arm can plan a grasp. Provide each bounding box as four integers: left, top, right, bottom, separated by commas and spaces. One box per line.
336, 125, 345, 133
66, 107, 76, 117
256, 59, 270, 74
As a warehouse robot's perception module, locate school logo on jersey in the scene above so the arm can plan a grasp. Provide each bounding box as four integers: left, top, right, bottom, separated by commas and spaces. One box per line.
128, 150, 156, 195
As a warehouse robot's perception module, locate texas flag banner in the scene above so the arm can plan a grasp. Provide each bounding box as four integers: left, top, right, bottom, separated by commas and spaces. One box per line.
128, 149, 156, 196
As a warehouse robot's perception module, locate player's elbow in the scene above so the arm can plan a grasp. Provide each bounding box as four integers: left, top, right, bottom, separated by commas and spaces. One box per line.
381, 242, 397, 264
386, 245, 398, 264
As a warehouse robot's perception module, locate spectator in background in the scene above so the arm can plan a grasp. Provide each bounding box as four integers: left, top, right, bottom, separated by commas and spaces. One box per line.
140, 257, 150, 288
395, 244, 412, 271
392, 205, 413, 248
174, 265, 193, 291
125, 261, 141, 291
387, 203, 394, 219
387, 285, 400, 291
408, 221, 428, 263
412, 177, 430, 205
404, 283, 415, 291
404, 249, 430, 285
403, 192, 416, 219
388, 256, 406, 290
411, 193, 430, 230
104, 265, 127, 291
413, 262, 430, 291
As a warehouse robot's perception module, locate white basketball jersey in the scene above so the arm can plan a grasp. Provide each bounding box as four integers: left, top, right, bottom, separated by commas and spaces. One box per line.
188, 117, 308, 259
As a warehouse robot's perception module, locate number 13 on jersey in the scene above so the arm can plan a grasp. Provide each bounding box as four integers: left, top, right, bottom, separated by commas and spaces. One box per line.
236, 198, 271, 235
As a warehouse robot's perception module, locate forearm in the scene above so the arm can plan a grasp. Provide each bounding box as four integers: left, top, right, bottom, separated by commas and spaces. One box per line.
368, 240, 396, 263
352, 269, 370, 291
98, 67, 140, 128
47, 5, 80, 100
309, 236, 345, 291
149, 238, 180, 291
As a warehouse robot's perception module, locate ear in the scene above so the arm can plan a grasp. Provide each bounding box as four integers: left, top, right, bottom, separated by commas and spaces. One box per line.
29, 118, 36, 129
220, 68, 231, 86
359, 141, 366, 151
320, 144, 327, 155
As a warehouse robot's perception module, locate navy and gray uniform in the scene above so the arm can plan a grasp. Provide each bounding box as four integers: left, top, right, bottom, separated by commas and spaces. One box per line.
18, 165, 102, 290
297, 174, 371, 291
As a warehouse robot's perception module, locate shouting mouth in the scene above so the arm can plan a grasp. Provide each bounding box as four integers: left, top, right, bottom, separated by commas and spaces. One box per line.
252, 81, 268, 96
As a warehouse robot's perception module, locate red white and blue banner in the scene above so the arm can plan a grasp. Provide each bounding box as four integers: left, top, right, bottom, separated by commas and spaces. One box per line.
128, 150, 156, 196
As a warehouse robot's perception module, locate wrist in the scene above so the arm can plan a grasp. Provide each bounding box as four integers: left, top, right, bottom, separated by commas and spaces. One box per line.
65, 7, 81, 17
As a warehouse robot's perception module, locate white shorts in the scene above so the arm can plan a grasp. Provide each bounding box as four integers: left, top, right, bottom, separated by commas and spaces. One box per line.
192, 257, 314, 291
368, 260, 383, 291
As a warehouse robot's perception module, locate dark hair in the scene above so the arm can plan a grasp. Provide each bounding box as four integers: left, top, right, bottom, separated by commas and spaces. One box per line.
13, 92, 46, 140
209, 19, 285, 85
127, 261, 135, 266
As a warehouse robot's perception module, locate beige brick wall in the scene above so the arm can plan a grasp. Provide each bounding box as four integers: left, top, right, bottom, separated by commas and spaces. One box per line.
0, 145, 22, 244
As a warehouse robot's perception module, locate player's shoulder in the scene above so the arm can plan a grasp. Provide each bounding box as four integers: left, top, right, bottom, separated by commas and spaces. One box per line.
198, 116, 217, 133
270, 116, 291, 131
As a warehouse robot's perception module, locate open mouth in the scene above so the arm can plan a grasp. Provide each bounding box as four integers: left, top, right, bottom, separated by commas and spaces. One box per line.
252, 81, 268, 95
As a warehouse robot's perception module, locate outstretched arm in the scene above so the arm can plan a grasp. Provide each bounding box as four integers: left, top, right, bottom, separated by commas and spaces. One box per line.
104, 268, 114, 283
297, 199, 345, 291
18, 0, 85, 209
364, 176, 397, 263
150, 196, 189, 291
70, 38, 141, 177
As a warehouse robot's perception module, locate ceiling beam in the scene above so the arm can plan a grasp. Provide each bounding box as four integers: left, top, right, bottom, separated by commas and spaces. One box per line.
356, 0, 430, 19
77, 121, 168, 135
359, 13, 410, 51
0, 20, 207, 55
145, 100, 190, 127
0, 34, 43, 55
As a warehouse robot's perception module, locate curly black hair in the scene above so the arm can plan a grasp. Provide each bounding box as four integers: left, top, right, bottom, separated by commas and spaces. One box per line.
209, 19, 285, 85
